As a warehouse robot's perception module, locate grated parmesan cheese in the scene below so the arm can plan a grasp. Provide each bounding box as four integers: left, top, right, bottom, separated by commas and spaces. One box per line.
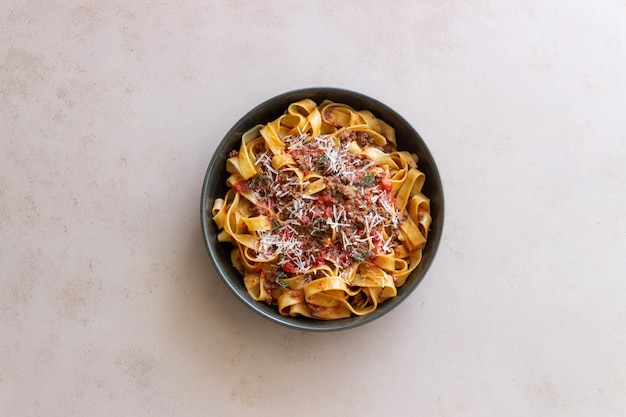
252, 130, 405, 274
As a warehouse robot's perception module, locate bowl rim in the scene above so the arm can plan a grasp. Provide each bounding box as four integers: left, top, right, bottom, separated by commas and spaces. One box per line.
201, 87, 444, 332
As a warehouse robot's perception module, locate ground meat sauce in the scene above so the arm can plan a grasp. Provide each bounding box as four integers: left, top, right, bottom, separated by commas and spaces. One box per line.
244, 129, 405, 285
339, 129, 394, 153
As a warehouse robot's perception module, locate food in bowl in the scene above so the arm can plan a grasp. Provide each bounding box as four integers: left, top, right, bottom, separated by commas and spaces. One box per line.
210, 98, 432, 320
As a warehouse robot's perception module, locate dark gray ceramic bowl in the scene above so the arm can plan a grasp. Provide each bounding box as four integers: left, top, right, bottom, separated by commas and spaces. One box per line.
201, 87, 444, 332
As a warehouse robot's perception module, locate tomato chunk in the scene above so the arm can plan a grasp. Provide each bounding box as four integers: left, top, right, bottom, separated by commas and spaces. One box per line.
281, 261, 298, 274
233, 181, 248, 193
380, 177, 392, 192
320, 194, 334, 206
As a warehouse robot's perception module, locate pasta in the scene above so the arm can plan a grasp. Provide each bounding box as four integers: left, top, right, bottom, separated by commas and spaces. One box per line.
211, 99, 432, 320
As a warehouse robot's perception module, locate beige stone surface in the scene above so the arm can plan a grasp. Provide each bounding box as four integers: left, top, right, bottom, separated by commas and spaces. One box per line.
1, 1, 625, 416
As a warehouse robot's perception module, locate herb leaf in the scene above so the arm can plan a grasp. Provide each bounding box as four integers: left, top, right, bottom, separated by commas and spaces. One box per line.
312, 217, 328, 233
352, 250, 371, 262
361, 173, 376, 187
275, 270, 289, 288
249, 174, 269, 188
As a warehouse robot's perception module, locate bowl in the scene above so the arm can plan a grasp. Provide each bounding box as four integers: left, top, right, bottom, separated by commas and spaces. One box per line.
201, 87, 444, 332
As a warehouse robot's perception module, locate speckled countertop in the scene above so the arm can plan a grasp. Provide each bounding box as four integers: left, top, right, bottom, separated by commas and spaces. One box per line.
2, 1, 626, 416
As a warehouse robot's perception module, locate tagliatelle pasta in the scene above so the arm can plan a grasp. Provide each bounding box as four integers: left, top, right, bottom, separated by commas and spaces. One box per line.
211, 99, 432, 320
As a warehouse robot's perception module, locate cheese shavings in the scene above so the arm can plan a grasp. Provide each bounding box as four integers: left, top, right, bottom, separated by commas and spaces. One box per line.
250, 130, 405, 274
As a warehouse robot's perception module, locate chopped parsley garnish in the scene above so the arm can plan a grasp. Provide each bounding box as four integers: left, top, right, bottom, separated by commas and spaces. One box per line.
271, 219, 280, 231
360, 173, 376, 187
312, 216, 328, 233
249, 174, 270, 188
352, 250, 371, 263
275, 270, 289, 288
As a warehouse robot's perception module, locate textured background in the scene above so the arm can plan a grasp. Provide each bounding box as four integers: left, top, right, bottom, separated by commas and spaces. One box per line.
1, 1, 625, 416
